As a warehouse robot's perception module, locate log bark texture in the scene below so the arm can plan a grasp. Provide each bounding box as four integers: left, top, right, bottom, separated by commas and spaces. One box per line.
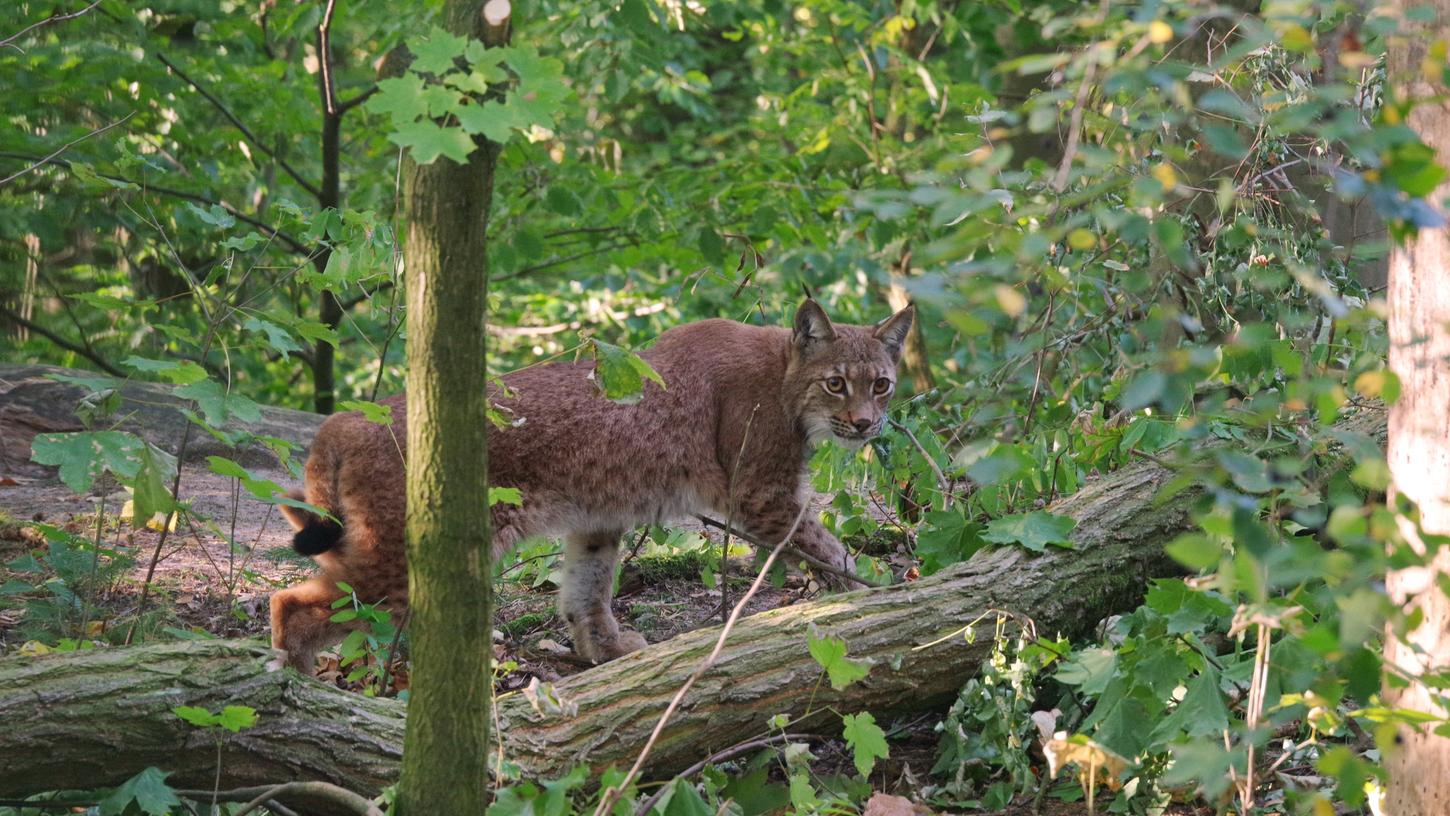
0, 407, 1384, 797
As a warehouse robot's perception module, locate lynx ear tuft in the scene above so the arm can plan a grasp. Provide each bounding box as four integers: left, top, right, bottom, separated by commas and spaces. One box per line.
793, 298, 836, 354
873, 303, 915, 363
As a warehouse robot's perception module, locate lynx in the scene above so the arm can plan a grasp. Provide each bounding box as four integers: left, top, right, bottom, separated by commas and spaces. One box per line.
271, 299, 915, 673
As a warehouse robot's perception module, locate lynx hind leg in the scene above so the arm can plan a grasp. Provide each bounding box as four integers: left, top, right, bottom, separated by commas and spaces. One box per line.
560, 530, 647, 663
269, 577, 347, 675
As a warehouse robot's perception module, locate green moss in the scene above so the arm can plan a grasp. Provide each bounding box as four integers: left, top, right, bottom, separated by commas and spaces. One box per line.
627, 549, 716, 583
499, 611, 552, 637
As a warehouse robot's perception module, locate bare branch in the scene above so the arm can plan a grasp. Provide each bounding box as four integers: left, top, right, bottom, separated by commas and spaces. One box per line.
0, 304, 125, 376
0, 113, 134, 188
0, 152, 313, 256
0, 0, 102, 51
154, 53, 322, 199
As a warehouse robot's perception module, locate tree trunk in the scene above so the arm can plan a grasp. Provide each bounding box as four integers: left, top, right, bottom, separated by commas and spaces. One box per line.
395, 0, 505, 812
1384, 1, 1450, 809
0, 406, 1383, 797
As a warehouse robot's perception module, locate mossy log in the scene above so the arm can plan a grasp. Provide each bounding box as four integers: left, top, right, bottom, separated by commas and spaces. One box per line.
0, 407, 1385, 798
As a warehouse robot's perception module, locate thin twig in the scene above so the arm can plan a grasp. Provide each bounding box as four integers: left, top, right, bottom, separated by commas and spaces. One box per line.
155, 54, 321, 198
0, 0, 102, 51
592, 504, 812, 816
721, 405, 761, 624
0, 152, 313, 255
0, 304, 125, 375
318, 0, 339, 115
0, 112, 134, 187
695, 515, 872, 588
887, 419, 951, 509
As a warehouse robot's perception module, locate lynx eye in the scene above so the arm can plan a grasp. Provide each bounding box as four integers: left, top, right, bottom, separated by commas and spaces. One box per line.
824, 376, 847, 395
873, 377, 893, 396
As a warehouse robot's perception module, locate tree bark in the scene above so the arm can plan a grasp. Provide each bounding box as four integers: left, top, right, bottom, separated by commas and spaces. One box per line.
1384, 0, 1450, 809
0, 405, 1383, 798
395, 0, 504, 812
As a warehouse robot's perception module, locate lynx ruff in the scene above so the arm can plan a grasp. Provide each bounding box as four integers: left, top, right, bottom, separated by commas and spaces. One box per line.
271, 298, 915, 673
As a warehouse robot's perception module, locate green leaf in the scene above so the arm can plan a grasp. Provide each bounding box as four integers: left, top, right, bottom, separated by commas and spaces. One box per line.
591, 340, 666, 404
176, 380, 263, 427
456, 100, 518, 142
1165, 533, 1223, 571
337, 400, 395, 426
186, 203, 236, 229
841, 712, 889, 777
914, 509, 985, 575
409, 26, 469, 75
31, 431, 147, 493
965, 444, 1032, 485
807, 624, 872, 690
99, 767, 180, 816
122, 356, 208, 385
172, 705, 218, 728
366, 74, 430, 126
1055, 647, 1118, 695
243, 316, 302, 359
539, 766, 588, 816
216, 705, 258, 733
388, 120, 477, 165
420, 84, 465, 117
1150, 667, 1231, 741
131, 445, 175, 524
981, 511, 1076, 553
489, 486, 524, 507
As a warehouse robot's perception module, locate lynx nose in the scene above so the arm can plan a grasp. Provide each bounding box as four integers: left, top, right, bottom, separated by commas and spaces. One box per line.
852, 417, 872, 433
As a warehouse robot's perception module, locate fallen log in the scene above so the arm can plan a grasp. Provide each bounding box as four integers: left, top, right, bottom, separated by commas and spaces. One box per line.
0, 407, 1386, 798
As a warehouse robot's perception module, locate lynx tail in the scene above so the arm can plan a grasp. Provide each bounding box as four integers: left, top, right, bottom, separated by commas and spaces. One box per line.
278, 488, 343, 556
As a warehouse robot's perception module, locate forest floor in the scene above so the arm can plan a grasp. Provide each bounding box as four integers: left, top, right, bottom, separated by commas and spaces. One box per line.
0, 459, 1212, 815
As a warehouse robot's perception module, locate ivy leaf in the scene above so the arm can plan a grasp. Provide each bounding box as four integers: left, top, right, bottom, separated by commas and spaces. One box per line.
388, 120, 477, 165
98, 767, 181, 816
408, 26, 469, 75
982, 511, 1076, 553
365, 74, 430, 126
590, 340, 666, 404
807, 624, 872, 690
841, 712, 889, 777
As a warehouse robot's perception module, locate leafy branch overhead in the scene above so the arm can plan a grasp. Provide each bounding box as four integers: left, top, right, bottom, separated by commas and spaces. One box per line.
366, 27, 571, 164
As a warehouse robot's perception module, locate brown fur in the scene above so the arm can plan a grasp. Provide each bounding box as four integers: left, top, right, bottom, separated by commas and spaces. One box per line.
271, 299, 915, 673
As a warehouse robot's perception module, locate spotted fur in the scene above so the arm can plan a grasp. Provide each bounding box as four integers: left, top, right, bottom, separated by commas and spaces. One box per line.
270, 299, 915, 673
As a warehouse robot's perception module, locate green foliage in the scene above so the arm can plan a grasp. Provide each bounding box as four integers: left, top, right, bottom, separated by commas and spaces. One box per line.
330, 583, 404, 695
590, 339, 666, 404
806, 624, 872, 691
2, 523, 132, 646
841, 711, 889, 778
4, 0, 1446, 810
172, 704, 258, 733
98, 768, 181, 816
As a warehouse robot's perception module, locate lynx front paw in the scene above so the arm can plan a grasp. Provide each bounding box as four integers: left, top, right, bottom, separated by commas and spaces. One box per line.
577, 628, 648, 664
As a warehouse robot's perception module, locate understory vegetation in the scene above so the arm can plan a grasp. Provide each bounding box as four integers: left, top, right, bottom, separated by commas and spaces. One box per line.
2, 0, 1447, 813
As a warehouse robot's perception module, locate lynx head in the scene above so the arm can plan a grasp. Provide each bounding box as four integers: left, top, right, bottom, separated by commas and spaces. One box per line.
784, 298, 916, 449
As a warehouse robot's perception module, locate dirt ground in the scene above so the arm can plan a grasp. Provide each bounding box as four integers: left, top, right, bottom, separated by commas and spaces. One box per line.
0, 459, 832, 682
